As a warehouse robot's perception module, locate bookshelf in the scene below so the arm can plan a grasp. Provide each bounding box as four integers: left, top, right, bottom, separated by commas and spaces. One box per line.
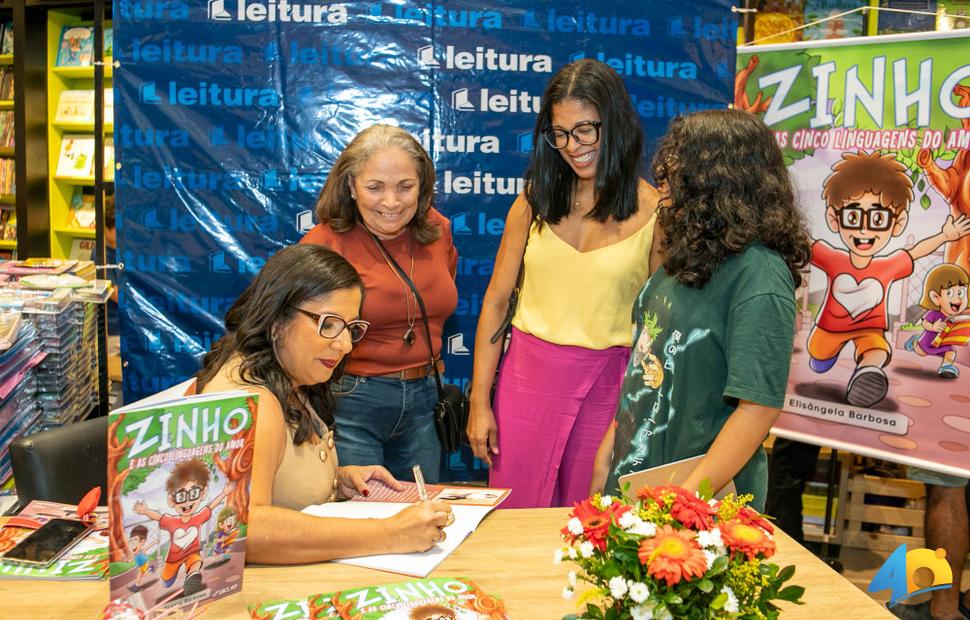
46, 10, 112, 260
0, 12, 12, 257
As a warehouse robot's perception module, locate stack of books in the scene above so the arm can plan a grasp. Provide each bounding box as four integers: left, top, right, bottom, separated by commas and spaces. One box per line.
0, 317, 43, 486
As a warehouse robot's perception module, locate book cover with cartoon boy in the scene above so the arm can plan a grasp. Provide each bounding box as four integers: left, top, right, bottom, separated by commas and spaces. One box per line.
108, 390, 256, 612
248, 577, 510, 620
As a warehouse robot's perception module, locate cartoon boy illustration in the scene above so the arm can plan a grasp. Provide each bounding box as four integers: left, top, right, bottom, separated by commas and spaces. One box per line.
633, 312, 664, 389
208, 507, 238, 562
905, 263, 970, 378
126, 524, 155, 592
133, 459, 236, 596
809, 151, 970, 407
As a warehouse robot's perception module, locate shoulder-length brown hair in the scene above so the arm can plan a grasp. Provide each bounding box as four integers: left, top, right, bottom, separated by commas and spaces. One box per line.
314, 124, 441, 244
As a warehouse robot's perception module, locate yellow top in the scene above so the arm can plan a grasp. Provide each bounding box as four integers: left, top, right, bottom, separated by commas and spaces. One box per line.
511, 214, 655, 349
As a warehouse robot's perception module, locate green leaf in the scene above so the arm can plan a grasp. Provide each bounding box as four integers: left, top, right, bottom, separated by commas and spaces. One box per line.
777, 564, 796, 583
921, 194, 932, 210
918, 178, 926, 192
941, 150, 957, 161
777, 585, 806, 602
601, 559, 622, 579
697, 578, 714, 593
710, 592, 728, 610
697, 478, 715, 501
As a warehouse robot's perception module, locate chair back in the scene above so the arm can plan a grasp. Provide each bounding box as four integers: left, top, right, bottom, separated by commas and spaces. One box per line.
10, 415, 108, 508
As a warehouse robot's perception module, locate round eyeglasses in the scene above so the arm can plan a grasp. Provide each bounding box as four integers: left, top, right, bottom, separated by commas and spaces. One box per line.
542, 121, 602, 150
290, 306, 370, 342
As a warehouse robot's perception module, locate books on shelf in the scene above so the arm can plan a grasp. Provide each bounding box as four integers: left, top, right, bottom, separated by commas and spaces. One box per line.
56, 26, 94, 67
105, 136, 115, 181
0, 22, 12, 56
68, 187, 96, 228
0, 158, 13, 195
56, 135, 95, 178
0, 111, 13, 148
105, 27, 113, 58
68, 238, 96, 261
0, 209, 15, 241
54, 89, 114, 126
0, 67, 13, 101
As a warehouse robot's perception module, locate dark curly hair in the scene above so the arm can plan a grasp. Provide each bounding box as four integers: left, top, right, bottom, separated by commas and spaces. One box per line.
654, 108, 811, 288
195, 245, 364, 446
525, 59, 643, 224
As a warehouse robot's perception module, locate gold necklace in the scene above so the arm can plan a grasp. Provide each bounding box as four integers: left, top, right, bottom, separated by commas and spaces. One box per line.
369, 229, 417, 346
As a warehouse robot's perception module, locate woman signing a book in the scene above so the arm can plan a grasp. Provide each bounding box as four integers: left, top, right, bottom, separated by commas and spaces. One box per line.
196, 245, 452, 564
591, 109, 812, 511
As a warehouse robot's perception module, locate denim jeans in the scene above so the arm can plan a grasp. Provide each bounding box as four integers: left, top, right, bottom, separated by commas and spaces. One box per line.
330, 373, 441, 483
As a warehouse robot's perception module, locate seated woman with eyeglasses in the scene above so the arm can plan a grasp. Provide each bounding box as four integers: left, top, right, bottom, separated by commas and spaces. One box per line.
196, 244, 452, 564
467, 59, 660, 508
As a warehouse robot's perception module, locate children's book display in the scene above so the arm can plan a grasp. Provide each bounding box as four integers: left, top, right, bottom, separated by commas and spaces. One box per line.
108, 388, 256, 613
302, 484, 509, 578
0, 110, 14, 148
56, 135, 96, 178
0, 261, 106, 428
0, 21, 13, 56
0, 66, 13, 101
0, 500, 109, 580
249, 577, 510, 619
0, 157, 14, 195
68, 187, 96, 228
56, 25, 94, 67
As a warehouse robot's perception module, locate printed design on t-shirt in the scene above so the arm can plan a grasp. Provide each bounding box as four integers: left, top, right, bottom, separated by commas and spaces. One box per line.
632, 310, 664, 389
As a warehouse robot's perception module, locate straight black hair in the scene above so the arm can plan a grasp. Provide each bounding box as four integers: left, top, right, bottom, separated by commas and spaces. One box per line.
525, 59, 643, 224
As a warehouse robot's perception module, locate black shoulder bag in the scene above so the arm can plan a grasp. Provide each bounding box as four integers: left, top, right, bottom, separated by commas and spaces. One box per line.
369, 232, 468, 454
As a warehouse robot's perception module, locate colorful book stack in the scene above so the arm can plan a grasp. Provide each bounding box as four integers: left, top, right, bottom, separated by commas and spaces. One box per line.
0, 318, 44, 487
0, 260, 104, 428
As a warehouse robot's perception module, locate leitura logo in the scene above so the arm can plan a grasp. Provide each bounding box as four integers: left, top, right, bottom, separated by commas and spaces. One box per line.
868, 544, 953, 605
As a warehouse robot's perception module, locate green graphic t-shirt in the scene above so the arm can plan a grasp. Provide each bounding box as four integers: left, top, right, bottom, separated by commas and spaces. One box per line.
606, 244, 796, 510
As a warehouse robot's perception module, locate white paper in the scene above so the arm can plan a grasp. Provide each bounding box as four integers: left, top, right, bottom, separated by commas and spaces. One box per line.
301, 501, 496, 578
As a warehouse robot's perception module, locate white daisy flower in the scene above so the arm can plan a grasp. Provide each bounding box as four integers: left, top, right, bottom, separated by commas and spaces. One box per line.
722, 586, 739, 613
562, 587, 574, 599
628, 582, 650, 603
567, 546, 578, 559
697, 527, 723, 549
567, 517, 584, 536
631, 604, 654, 620
579, 541, 595, 558
568, 571, 577, 587
629, 518, 657, 538
618, 511, 636, 529
600, 495, 614, 507
609, 576, 628, 599
553, 548, 563, 564
703, 549, 718, 570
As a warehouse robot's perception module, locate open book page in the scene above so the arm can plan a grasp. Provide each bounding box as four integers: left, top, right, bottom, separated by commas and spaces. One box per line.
302, 486, 509, 578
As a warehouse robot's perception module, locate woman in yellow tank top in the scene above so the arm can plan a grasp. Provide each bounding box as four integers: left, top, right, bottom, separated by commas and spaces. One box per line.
467, 59, 661, 508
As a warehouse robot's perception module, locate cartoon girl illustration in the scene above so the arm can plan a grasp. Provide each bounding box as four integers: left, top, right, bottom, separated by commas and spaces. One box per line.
633, 312, 664, 389
905, 263, 970, 378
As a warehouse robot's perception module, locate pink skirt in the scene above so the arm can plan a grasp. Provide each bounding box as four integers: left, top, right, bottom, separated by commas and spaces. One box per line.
489, 328, 631, 508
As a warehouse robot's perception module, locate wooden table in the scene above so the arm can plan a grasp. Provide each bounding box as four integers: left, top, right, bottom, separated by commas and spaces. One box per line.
6, 508, 890, 618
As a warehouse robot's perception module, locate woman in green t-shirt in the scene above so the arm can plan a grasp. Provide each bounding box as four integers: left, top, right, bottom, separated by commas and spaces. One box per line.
591, 109, 812, 510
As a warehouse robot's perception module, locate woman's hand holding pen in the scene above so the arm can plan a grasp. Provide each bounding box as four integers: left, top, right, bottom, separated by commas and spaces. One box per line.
383, 501, 453, 553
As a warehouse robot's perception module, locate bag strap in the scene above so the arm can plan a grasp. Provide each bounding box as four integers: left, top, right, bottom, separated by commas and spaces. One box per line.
488, 213, 534, 344
367, 230, 446, 398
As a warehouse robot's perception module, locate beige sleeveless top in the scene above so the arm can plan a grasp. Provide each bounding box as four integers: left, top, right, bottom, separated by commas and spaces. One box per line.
201, 358, 340, 511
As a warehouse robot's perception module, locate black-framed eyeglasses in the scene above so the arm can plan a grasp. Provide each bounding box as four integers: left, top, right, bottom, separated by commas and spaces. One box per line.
542, 121, 602, 150
172, 486, 203, 505
837, 206, 895, 231
291, 306, 369, 342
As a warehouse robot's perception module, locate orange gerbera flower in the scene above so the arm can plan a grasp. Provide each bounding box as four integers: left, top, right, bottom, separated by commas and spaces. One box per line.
637, 525, 708, 586
562, 498, 631, 551
736, 506, 775, 534
720, 519, 776, 560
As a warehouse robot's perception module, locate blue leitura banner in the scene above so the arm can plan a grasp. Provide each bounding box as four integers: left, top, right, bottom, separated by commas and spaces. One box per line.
114, 1, 735, 478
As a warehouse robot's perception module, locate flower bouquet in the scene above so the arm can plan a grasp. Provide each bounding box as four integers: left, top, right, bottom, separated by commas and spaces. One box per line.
556, 484, 804, 619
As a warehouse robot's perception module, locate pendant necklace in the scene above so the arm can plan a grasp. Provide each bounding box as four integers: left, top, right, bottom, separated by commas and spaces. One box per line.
371, 229, 418, 346
295, 389, 331, 462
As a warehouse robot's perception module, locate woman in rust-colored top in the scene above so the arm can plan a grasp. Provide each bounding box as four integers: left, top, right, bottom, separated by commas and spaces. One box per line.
300, 124, 458, 483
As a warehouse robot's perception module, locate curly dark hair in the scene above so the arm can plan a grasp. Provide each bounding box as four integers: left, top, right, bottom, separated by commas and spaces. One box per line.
525, 58, 643, 224
653, 108, 811, 288
195, 245, 364, 446
314, 124, 441, 244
